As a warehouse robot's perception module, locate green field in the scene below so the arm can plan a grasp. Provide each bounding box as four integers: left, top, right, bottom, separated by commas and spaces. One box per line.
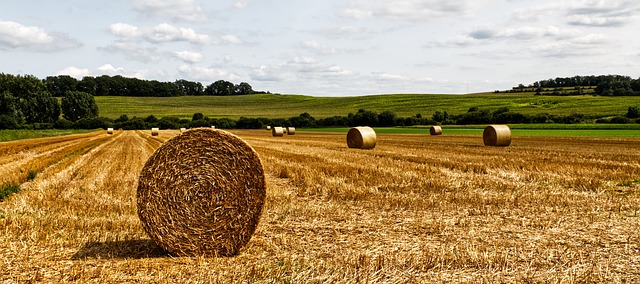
0, 129, 96, 142
300, 125, 640, 137
94, 93, 640, 120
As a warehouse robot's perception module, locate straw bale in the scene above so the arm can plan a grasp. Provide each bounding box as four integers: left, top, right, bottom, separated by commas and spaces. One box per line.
211, 126, 216, 129
430, 126, 442, 135
272, 127, 284, 137
483, 125, 512, 146
347, 126, 376, 149
266, 126, 271, 131
107, 128, 114, 134
287, 127, 296, 135
180, 127, 187, 132
151, 128, 160, 136
137, 128, 266, 257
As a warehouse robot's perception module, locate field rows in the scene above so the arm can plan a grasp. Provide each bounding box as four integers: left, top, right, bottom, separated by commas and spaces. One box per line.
1, 129, 640, 282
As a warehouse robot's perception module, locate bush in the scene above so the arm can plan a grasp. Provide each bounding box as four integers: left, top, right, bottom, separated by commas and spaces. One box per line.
74, 117, 113, 129
610, 116, 630, 124
0, 115, 19, 129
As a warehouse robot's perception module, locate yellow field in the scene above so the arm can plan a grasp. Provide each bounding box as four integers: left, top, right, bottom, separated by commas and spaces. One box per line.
1, 129, 640, 283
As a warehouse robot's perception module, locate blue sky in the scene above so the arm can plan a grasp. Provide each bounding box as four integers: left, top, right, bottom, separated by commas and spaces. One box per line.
1, 0, 639, 96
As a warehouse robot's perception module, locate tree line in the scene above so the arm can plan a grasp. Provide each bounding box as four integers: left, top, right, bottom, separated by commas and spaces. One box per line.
509, 75, 640, 96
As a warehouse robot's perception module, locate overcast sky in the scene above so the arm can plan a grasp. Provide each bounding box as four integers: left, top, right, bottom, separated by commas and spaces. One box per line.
1, 0, 639, 96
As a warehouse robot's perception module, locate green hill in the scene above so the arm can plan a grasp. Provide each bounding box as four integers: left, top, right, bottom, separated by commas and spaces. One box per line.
94, 93, 639, 120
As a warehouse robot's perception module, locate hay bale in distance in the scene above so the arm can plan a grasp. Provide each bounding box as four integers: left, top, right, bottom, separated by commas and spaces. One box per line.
347, 126, 376, 149
430, 126, 442, 136
287, 127, 296, 135
272, 127, 284, 137
151, 128, 160, 136
483, 125, 512, 146
107, 128, 114, 134
137, 128, 266, 257
211, 126, 216, 129
180, 127, 187, 132
266, 126, 271, 131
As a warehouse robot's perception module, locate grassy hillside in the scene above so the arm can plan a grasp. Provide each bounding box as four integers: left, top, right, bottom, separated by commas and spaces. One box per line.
94, 93, 639, 119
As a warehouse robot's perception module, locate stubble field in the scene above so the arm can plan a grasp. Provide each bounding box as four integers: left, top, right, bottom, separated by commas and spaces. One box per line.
1, 129, 639, 283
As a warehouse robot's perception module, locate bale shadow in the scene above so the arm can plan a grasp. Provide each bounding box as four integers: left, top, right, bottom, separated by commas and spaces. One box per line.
72, 239, 168, 260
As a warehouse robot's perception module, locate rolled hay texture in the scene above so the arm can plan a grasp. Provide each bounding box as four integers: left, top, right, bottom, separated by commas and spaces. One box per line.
272, 127, 284, 137
429, 125, 442, 135
483, 125, 512, 146
347, 126, 377, 149
151, 128, 160, 136
137, 128, 266, 257
287, 127, 296, 135
107, 128, 114, 134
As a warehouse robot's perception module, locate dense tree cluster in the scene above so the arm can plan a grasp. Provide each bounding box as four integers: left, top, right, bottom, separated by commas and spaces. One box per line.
513, 75, 640, 96
43, 75, 264, 97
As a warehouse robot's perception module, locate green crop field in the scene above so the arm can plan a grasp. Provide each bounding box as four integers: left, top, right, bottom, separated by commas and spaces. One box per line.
94, 93, 640, 120
0, 129, 96, 142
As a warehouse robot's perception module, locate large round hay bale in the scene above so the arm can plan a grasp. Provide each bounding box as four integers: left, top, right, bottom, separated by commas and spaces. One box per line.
107, 128, 114, 134
266, 126, 271, 131
347, 126, 376, 149
151, 128, 160, 136
287, 127, 296, 135
483, 125, 511, 146
272, 127, 284, 137
429, 125, 442, 135
137, 128, 266, 257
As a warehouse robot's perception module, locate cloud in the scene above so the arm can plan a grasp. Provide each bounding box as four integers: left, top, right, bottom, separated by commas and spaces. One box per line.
100, 42, 164, 63
250, 65, 286, 82
175, 51, 204, 63
297, 40, 337, 55
0, 20, 81, 52
567, 0, 640, 27
56, 66, 91, 78
108, 23, 240, 45
131, 0, 207, 22
177, 64, 242, 82
96, 64, 167, 79
341, 0, 476, 21
310, 26, 368, 39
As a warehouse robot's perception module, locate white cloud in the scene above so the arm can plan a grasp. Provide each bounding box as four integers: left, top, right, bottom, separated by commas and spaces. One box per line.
376, 72, 407, 81
100, 43, 164, 63
220, 34, 241, 44
96, 64, 166, 79
132, 0, 207, 23
178, 64, 242, 82
567, 0, 640, 27
56, 66, 91, 78
310, 26, 368, 39
109, 23, 141, 38
341, 0, 477, 21
175, 51, 204, 63
298, 40, 337, 55
0, 20, 81, 52
250, 65, 286, 82
233, 1, 246, 9
147, 23, 210, 44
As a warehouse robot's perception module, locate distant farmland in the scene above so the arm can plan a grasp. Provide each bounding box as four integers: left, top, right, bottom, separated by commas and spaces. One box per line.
94, 93, 639, 119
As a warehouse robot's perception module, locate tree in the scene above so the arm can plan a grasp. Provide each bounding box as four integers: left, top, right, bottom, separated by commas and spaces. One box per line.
44, 75, 78, 97
20, 91, 60, 123
205, 80, 235, 96
0, 91, 23, 128
626, 106, 640, 119
192, 112, 204, 121
61, 91, 98, 121
235, 82, 254, 95
377, 110, 397, 127
349, 109, 378, 126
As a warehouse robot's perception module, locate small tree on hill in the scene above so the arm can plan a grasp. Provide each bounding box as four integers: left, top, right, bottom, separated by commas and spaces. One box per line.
61, 91, 98, 122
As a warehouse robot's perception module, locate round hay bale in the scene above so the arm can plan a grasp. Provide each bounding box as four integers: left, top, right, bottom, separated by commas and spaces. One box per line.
483, 125, 511, 146
287, 127, 296, 135
347, 126, 376, 149
180, 127, 187, 132
137, 128, 266, 257
271, 127, 284, 137
107, 128, 114, 134
211, 126, 216, 129
429, 125, 442, 135
266, 126, 271, 131
151, 128, 160, 136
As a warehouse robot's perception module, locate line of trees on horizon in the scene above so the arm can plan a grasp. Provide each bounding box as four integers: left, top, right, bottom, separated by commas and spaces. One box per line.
509, 75, 640, 96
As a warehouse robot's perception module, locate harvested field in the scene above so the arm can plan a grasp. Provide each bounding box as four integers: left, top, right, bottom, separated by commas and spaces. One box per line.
1, 129, 640, 282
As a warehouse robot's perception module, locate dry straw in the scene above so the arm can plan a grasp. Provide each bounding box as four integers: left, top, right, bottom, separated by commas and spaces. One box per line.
137, 128, 266, 257
347, 126, 377, 149
430, 126, 442, 135
272, 127, 284, 137
287, 127, 296, 135
151, 128, 160, 136
107, 128, 114, 134
483, 125, 512, 146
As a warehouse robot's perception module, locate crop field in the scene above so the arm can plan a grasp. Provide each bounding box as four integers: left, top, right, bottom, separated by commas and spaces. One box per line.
1, 129, 640, 282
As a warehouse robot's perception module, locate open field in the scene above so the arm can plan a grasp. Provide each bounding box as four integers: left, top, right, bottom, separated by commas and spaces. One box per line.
302, 125, 640, 137
94, 94, 639, 119
0, 129, 96, 142
1, 129, 640, 282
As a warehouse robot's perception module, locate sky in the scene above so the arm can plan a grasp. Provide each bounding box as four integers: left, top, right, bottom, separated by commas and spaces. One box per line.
1, 0, 639, 96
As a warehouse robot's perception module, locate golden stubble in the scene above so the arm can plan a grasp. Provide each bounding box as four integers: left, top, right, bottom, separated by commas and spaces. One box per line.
1, 129, 639, 283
